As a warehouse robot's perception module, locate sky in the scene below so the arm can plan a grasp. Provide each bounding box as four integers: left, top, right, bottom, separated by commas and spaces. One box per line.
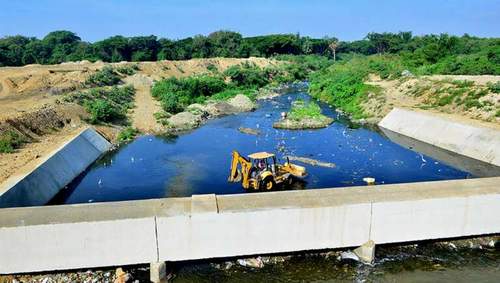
0, 0, 499, 42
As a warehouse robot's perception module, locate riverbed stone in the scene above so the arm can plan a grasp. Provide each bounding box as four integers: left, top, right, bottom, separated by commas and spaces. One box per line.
353, 240, 376, 264
273, 116, 333, 130
227, 94, 256, 112
166, 111, 202, 130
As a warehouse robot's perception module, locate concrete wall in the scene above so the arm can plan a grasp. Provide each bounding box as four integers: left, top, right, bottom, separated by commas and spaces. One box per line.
378, 108, 500, 167
0, 127, 111, 208
1, 177, 499, 274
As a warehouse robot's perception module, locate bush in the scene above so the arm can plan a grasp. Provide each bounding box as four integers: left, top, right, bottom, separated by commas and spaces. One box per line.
223, 62, 269, 88
67, 85, 135, 124
288, 100, 322, 120
86, 66, 122, 86
487, 81, 500, 93
0, 130, 26, 153
151, 75, 227, 113
117, 127, 140, 142
116, 64, 139, 75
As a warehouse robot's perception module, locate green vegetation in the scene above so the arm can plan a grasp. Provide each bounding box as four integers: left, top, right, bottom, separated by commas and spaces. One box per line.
151, 62, 301, 114
309, 56, 391, 119
151, 75, 227, 113
288, 100, 323, 121
86, 66, 122, 87
115, 64, 139, 75
1, 30, 498, 76
487, 81, 500, 93
66, 85, 135, 124
0, 130, 26, 153
117, 127, 140, 143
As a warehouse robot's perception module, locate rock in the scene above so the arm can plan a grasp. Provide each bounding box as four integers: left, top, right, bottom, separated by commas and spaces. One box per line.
166, 111, 202, 131
273, 116, 334, 130
114, 268, 131, 283
238, 127, 260, 135
401, 69, 414, 77
353, 240, 376, 264
237, 257, 264, 268
227, 94, 256, 112
286, 156, 336, 168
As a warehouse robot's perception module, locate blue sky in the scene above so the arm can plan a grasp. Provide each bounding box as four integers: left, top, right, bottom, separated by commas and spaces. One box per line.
0, 0, 498, 42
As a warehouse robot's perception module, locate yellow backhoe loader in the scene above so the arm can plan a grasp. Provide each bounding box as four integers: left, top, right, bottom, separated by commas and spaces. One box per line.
228, 151, 307, 190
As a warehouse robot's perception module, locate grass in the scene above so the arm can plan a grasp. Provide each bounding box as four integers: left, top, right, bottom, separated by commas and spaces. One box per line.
0, 130, 26, 153
288, 100, 323, 121
117, 127, 140, 143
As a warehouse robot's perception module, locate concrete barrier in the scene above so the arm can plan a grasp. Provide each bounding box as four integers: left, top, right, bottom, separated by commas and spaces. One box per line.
378, 108, 500, 167
0, 127, 111, 208
1, 177, 499, 274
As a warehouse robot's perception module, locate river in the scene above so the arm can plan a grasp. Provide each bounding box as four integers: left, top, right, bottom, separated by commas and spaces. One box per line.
50, 88, 500, 282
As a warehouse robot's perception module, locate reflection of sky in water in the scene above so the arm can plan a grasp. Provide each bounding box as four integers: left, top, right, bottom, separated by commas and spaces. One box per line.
56, 91, 471, 204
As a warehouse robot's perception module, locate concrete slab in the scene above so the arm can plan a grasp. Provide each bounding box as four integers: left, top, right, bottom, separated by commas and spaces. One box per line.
0, 127, 112, 208
379, 108, 500, 166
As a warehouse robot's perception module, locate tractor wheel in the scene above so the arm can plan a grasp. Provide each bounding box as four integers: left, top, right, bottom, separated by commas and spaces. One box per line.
263, 177, 275, 190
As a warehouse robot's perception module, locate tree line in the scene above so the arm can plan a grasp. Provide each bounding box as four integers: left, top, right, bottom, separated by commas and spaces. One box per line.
0, 30, 498, 71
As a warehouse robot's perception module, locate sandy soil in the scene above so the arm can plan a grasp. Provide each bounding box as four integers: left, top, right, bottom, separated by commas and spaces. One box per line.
363, 74, 500, 125
0, 58, 276, 184
123, 74, 162, 133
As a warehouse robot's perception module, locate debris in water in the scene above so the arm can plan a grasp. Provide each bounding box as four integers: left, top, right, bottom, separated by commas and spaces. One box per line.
237, 257, 264, 268
339, 251, 360, 262
238, 127, 260, 135
286, 156, 336, 168
363, 177, 376, 185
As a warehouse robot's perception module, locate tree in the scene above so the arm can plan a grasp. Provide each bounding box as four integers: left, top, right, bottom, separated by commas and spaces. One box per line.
208, 30, 242, 57
327, 37, 339, 61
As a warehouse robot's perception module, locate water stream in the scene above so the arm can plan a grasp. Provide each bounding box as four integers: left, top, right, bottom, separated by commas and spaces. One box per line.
53, 90, 476, 204
50, 88, 500, 281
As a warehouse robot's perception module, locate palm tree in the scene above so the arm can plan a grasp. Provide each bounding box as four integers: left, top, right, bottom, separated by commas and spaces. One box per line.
328, 40, 339, 61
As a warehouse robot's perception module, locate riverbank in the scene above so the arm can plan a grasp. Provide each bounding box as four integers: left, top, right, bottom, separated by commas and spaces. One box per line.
0, 58, 277, 184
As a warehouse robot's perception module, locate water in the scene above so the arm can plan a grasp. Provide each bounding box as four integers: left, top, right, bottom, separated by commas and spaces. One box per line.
53, 90, 473, 204
51, 89, 499, 281
168, 243, 500, 283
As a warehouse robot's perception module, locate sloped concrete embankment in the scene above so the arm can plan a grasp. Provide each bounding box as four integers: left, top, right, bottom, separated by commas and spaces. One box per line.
0, 127, 111, 208
379, 108, 500, 167
1, 177, 499, 274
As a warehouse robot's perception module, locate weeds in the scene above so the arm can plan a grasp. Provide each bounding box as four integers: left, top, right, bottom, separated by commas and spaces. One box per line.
86, 66, 122, 87
117, 127, 140, 143
0, 130, 26, 153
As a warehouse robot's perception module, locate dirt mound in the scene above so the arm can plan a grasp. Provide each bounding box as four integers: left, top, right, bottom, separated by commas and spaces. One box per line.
0, 106, 69, 143
364, 74, 500, 124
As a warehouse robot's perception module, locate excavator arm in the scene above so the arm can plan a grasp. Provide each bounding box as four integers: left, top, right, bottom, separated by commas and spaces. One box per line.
228, 151, 253, 189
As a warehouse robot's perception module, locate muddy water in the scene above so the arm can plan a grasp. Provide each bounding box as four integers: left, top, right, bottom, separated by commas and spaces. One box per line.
53, 90, 476, 204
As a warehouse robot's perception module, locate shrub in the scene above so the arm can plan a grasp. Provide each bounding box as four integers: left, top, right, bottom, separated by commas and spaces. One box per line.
86, 66, 122, 86
67, 85, 135, 124
0, 130, 26, 153
223, 62, 269, 88
288, 100, 322, 120
116, 64, 139, 75
151, 75, 227, 113
117, 127, 140, 142
487, 81, 500, 93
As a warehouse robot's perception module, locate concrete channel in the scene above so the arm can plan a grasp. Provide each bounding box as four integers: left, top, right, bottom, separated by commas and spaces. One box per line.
0, 109, 499, 276
0, 127, 111, 208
